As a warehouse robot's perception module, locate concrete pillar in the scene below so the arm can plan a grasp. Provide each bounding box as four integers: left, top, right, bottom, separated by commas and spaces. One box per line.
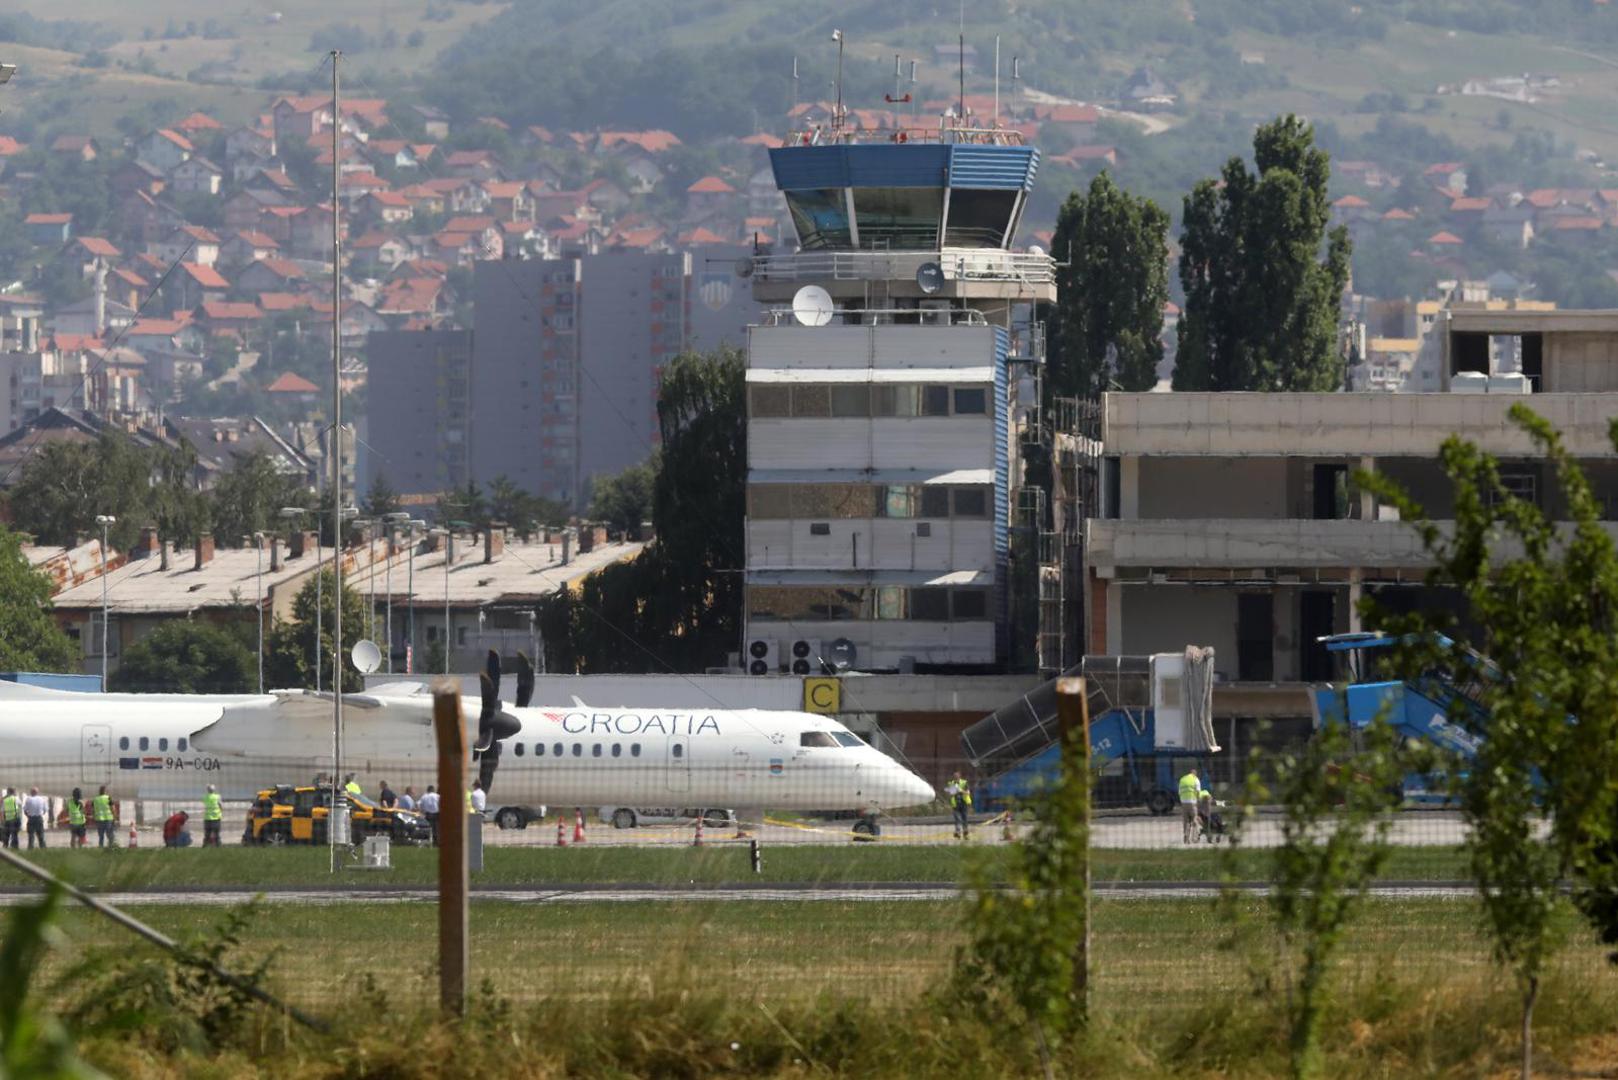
1105, 581, 1123, 655
1359, 456, 1376, 520
1119, 456, 1140, 520
1272, 584, 1298, 682
1347, 570, 1363, 634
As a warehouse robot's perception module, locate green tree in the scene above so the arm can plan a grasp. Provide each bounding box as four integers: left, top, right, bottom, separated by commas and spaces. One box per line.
587, 456, 656, 538
1046, 171, 1169, 396
435, 479, 488, 528
7, 432, 151, 551
1174, 115, 1352, 392
361, 473, 401, 519
263, 569, 370, 692
108, 620, 254, 694
487, 474, 566, 539
211, 453, 305, 547
0, 525, 77, 672
1361, 405, 1618, 1080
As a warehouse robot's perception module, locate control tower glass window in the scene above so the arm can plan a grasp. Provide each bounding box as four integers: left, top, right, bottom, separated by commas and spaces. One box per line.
785, 189, 852, 249
944, 189, 1020, 247
851, 187, 944, 249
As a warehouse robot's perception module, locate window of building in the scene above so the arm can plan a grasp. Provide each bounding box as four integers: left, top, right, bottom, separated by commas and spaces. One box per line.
953, 387, 987, 415
871, 385, 919, 417
921, 385, 951, 417
920, 487, 951, 518
952, 487, 989, 518
830, 385, 869, 417
911, 588, 949, 621
944, 189, 1018, 247
790, 385, 831, 417
748, 485, 793, 518
784, 188, 853, 249
749, 385, 790, 418
876, 586, 906, 620
851, 186, 944, 249
881, 485, 917, 518
952, 589, 989, 620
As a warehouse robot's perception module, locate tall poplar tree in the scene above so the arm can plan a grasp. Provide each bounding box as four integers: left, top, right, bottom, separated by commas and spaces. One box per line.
1173, 115, 1352, 392
1047, 172, 1169, 397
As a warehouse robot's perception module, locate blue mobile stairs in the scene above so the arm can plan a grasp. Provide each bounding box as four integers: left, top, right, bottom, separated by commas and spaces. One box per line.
960, 651, 1222, 814
1310, 632, 1492, 803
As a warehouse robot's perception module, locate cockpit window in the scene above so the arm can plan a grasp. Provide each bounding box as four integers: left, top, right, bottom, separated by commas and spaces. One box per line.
832, 732, 864, 748
800, 731, 839, 748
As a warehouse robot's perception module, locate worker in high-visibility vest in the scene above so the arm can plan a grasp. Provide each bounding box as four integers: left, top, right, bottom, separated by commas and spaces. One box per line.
1178, 768, 1203, 845
202, 784, 223, 847
67, 787, 87, 849
945, 772, 973, 840
2, 787, 21, 849
93, 785, 115, 848
344, 774, 362, 798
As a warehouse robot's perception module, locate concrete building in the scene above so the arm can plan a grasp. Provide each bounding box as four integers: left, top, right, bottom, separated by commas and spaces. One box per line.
1088, 306, 1618, 722
741, 126, 1056, 674
364, 328, 473, 497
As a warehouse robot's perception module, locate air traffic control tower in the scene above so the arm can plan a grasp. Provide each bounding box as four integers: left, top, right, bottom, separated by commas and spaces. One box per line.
741, 118, 1057, 676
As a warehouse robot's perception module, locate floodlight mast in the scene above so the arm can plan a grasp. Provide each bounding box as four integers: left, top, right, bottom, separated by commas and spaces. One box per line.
329, 47, 345, 874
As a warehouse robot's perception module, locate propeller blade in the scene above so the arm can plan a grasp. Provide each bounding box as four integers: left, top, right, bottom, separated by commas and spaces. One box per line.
477, 738, 502, 796
474, 671, 497, 752
515, 651, 535, 708
485, 649, 501, 698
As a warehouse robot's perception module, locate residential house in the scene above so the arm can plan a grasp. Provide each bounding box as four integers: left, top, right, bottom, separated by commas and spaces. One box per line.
1336, 160, 1399, 189
395, 184, 447, 216
24, 213, 72, 246
1034, 103, 1100, 143
68, 237, 121, 277
349, 232, 412, 272
107, 268, 148, 311
272, 96, 331, 144
581, 178, 630, 216
234, 258, 306, 295
223, 189, 285, 231
225, 125, 275, 161
361, 190, 414, 225
218, 230, 281, 268
135, 129, 193, 172
288, 204, 338, 260
168, 262, 230, 313
265, 370, 320, 405
168, 155, 224, 196
375, 276, 453, 326
686, 175, 737, 220
363, 139, 420, 171
596, 130, 681, 155
119, 192, 186, 246
195, 300, 265, 337
49, 135, 98, 162
109, 159, 166, 199
444, 149, 505, 181
620, 154, 663, 194
1423, 162, 1469, 196
173, 111, 223, 138
410, 105, 450, 139
150, 225, 222, 268
481, 181, 532, 221
1482, 200, 1536, 248
420, 177, 490, 214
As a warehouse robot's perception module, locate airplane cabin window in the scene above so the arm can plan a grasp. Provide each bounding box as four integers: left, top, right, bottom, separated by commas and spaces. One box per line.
139, 737, 149, 751
672, 744, 683, 758
159, 738, 168, 751
631, 743, 642, 757
514, 743, 524, 756
554, 743, 563, 757
800, 731, 839, 748
119, 737, 129, 750
592, 744, 602, 757
832, 732, 864, 747
178, 738, 187, 751
571, 743, 582, 757
612, 744, 622, 758
535, 743, 545, 756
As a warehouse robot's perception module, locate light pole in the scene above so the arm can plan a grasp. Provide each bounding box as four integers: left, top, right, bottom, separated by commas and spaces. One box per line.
94, 514, 115, 690
407, 518, 424, 673
384, 512, 410, 673
432, 526, 452, 674
351, 517, 374, 644
279, 507, 315, 688
253, 531, 265, 693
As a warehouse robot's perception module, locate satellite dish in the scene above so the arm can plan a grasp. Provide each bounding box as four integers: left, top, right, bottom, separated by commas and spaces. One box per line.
828, 637, 857, 672
1027, 244, 1046, 257
734, 256, 755, 278
791, 284, 834, 326
351, 639, 382, 675
916, 261, 944, 294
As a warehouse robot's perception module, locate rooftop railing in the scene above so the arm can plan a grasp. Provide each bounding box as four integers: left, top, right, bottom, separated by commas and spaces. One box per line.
751, 249, 1055, 288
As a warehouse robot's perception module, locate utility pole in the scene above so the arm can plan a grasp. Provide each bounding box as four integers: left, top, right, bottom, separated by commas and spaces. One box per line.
330, 48, 346, 872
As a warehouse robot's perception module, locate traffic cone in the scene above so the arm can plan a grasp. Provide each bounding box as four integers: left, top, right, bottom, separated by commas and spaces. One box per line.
692, 815, 705, 847
572, 807, 586, 844
555, 816, 568, 847
127, 823, 137, 849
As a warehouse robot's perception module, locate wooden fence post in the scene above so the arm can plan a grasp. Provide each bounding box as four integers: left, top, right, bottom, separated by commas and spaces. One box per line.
433, 680, 468, 1016
1054, 675, 1091, 1021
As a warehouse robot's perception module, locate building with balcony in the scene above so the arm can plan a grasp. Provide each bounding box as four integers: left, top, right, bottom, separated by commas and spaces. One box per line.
742, 126, 1054, 674
1088, 307, 1618, 720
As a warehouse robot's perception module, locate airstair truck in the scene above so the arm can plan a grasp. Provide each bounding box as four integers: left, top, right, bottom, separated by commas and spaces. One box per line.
962, 649, 1222, 813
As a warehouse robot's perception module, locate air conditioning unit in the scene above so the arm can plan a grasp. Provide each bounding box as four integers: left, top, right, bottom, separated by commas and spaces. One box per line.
789, 638, 822, 676
746, 638, 779, 676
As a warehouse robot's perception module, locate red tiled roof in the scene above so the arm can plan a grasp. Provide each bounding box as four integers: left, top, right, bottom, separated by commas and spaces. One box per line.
678, 226, 728, 245
257, 292, 309, 312
174, 111, 222, 133
75, 237, 120, 257
367, 190, 412, 207
597, 130, 681, 153
739, 132, 785, 149
127, 319, 185, 336
1551, 216, 1604, 230
48, 333, 104, 352
233, 230, 279, 248
199, 301, 264, 321
1449, 197, 1491, 212
1525, 188, 1564, 208
443, 215, 495, 233
0, 136, 27, 156
377, 277, 444, 314
266, 371, 320, 393
180, 225, 221, 243
1427, 230, 1463, 245
110, 268, 148, 288
612, 227, 666, 249
154, 128, 194, 151
1382, 208, 1415, 220
445, 150, 497, 166
181, 262, 230, 288
25, 213, 71, 225
1423, 162, 1463, 175
482, 181, 527, 199
253, 258, 305, 280
1333, 195, 1370, 208
687, 175, 735, 194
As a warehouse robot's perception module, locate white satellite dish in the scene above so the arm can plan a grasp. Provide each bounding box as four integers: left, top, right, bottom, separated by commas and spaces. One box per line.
1027, 244, 1046, 257
791, 284, 835, 327
351, 639, 382, 675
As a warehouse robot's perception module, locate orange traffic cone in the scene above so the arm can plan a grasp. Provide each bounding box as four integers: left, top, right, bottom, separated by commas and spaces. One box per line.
555, 816, 568, 848
127, 823, 137, 849
572, 807, 586, 844
692, 815, 705, 847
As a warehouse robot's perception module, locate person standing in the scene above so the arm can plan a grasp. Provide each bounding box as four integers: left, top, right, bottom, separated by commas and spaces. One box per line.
1178, 767, 1203, 845
66, 788, 87, 849
22, 787, 47, 850
379, 781, 397, 809
201, 784, 223, 847
93, 785, 115, 849
1, 788, 20, 849
945, 771, 973, 840
470, 780, 486, 815
419, 784, 441, 845
398, 786, 416, 812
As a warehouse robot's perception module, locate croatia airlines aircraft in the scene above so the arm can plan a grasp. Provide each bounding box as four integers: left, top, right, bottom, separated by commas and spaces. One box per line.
0, 653, 935, 819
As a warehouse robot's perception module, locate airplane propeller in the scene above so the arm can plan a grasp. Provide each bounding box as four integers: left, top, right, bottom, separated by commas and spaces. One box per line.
474, 649, 526, 796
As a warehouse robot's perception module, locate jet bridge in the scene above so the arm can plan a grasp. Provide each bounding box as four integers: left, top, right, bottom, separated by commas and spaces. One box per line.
961, 649, 1219, 813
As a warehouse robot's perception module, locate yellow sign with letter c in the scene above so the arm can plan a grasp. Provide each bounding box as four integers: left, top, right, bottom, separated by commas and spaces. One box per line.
803, 677, 841, 714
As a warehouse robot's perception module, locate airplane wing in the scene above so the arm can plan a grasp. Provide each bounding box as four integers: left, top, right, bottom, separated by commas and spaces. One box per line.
191, 690, 440, 758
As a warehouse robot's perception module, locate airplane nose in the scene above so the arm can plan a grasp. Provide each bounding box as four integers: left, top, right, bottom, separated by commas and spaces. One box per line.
898, 768, 935, 806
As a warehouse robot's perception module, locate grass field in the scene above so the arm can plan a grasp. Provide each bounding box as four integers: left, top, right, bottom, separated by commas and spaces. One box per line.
0, 841, 1475, 890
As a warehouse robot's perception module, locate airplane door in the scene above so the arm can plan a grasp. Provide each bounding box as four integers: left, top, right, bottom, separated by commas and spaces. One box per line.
80, 725, 112, 788
666, 737, 690, 793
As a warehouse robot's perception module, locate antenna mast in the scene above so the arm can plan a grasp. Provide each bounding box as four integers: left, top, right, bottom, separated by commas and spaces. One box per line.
831, 30, 844, 133
957, 0, 965, 130
329, 47, 345, 874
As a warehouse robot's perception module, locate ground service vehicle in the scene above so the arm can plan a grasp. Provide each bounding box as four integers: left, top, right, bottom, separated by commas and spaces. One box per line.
599, 806, 734, 829
244, 785, 432, 845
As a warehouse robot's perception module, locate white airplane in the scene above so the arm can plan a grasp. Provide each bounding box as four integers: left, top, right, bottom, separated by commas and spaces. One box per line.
0, 653, 935, 824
